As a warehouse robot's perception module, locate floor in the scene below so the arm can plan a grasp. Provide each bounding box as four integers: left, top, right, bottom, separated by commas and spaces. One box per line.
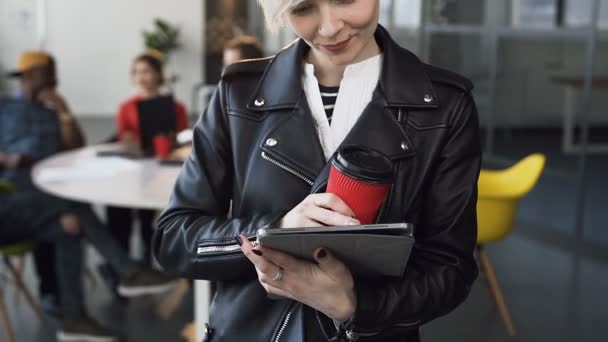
1, 119, 607, 342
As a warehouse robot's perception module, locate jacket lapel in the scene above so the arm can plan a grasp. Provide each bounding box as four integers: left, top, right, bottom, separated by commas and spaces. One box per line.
259, 95, 327, 183
339, 90, 416, 161
310, 88, 416, 194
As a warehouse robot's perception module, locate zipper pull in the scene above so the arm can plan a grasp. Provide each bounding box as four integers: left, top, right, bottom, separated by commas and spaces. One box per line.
201, 323, 213, 342
345, 330, 359, 341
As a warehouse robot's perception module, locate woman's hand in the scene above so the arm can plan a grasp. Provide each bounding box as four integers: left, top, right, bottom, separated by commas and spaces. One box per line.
0, 152, 23, 170
239, 236, 356, 321
279, 193, 360, 228
119, 132, 143, 156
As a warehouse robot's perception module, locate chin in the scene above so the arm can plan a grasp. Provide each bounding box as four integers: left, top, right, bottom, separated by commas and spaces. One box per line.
327, 50, 363, 66
327, 57, 355, 66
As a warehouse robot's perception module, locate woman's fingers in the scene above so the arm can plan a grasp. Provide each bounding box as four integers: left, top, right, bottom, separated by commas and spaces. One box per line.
261, 282, 292, 300
314, 248, 351, 281
304, 204, 359, 227
240, 235, 300, 298
258, 246, 300, 271
240, 235, 275, 272
280, 193, 359, 228
311, 193, 356, 218
280, 216, 322, 229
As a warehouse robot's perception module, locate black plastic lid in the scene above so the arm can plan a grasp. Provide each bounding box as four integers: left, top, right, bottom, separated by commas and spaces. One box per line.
332, 145, 394, 184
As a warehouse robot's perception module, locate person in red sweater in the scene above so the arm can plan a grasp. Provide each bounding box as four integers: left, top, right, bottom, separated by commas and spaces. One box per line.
116, 51, 188, 144
102, 51, 189, 289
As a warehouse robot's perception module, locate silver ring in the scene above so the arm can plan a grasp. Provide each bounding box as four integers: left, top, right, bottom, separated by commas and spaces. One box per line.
272, 267, 284, 281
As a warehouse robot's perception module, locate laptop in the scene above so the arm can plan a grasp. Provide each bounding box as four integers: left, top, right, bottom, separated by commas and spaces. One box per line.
136, 95, 177, 156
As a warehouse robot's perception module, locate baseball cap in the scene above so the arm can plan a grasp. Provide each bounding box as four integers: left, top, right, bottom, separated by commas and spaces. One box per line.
6, 51, 52, 78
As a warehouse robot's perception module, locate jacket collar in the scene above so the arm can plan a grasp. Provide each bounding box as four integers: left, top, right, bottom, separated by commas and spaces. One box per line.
247, 39, 307, 111
248, 25, 439, 111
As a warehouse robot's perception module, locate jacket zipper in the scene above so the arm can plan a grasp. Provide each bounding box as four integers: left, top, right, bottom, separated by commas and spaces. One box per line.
197, 243, 241, 255
375, 196, 388, 224
274, 302, 297, 342
197, 239, 258, 255
346, 320, 422, 340
261, 152, 314, 186
375, 186, 393, 224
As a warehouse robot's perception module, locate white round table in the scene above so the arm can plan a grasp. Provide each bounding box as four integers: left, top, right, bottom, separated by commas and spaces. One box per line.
32, 144, 181, 210
32, 144, 210, 340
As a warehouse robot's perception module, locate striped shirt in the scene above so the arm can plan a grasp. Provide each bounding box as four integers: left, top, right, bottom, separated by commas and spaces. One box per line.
318, 84, 339, 124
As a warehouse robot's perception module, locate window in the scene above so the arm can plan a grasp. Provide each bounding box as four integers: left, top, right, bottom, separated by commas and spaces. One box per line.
565, 0, 608, 28
379, 0, 422, 29
511, 0, 558, 28
511, 0, 608, 29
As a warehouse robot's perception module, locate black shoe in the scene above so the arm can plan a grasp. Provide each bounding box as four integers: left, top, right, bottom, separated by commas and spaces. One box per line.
97, 263, 127, 302
117, 269, 177, 297
57, 316, 117, 342
40, 294, 62, 318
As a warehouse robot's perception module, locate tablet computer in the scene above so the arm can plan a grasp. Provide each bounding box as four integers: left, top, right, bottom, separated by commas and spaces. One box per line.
257, 223, 414, 277
136, 95, 177, 156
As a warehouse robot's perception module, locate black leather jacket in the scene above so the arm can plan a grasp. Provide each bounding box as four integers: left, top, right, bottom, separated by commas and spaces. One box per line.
153, 26, 480, 342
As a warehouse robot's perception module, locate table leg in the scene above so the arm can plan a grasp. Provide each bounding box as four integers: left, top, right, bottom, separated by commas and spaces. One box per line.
562, 86, 577, 153
195, 280, 211, 341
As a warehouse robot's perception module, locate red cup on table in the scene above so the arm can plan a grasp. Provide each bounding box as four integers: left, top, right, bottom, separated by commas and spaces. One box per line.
326, 145, 394, 224
153, 134, 173, 159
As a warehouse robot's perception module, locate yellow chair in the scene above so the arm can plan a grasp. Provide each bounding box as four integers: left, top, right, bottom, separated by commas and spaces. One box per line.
0, 180, 43, 342
476, 153, 546, 338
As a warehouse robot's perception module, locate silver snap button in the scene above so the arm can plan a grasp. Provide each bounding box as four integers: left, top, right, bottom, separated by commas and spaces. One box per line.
266, 138, 278, 147
424, 94, 433, 103
401, 141, 409, 150
254, 97, 265, 107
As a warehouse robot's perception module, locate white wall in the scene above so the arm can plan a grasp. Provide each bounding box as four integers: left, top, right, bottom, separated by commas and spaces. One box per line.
0, 0, 40, 92
1, 0, 203, 117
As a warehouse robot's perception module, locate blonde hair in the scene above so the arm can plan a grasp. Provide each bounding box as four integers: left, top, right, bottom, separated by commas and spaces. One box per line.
257, 0, 305, 32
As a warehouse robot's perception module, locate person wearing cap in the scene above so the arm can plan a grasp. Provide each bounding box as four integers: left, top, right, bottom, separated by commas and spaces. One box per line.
153, 0, 481, 341
0, 51, 178, 341
10, 52, 86, 318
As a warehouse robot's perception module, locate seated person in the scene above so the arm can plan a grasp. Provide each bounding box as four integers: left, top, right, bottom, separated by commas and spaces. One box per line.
222, 35, 265, 67
0, 50, 176, 342
104, 51, 189, 275
30, 54, 81, 317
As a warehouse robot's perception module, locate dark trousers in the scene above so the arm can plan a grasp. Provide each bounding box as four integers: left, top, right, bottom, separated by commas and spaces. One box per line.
33, 242, 58, 297
105, 206, 155, 265
0, 190, 137, 320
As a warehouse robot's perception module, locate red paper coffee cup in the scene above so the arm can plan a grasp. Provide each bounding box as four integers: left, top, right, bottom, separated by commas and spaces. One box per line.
326, 145, 393, 224
153, 135, 172, 159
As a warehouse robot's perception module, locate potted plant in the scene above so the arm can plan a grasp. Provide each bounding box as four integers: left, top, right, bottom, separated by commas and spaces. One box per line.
142, 18, 181, 87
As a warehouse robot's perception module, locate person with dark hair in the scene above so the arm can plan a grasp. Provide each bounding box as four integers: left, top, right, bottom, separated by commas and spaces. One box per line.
223, 35, 265, 66
116, 50, 188, 145
153, 0, 481, 341
103, 51, 189, 280
1, 51, 177, 342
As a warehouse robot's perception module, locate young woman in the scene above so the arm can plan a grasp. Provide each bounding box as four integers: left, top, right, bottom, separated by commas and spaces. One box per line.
154, 1, 481, 341
116, 51, 188, 145
106, 52, 188, 268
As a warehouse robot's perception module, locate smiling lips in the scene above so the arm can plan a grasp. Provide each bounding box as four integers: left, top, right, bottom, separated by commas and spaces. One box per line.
320, 35, 353, 53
